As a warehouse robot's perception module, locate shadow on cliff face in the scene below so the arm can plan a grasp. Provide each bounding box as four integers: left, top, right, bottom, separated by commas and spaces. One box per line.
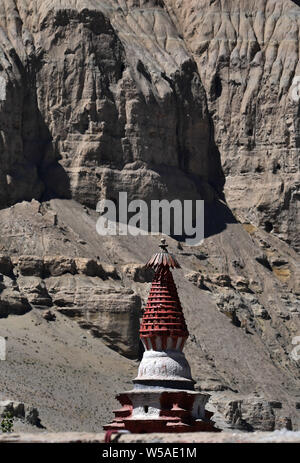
36, 110, 72, 202
97, 115, 231, 243
201, 115, 236, 239
25, 107, 72, 202
0, 0, 229, 239
22, 55, 71, 202
0, 48, 71, 208
204, 200, 238, 239
166, 200, 238, 244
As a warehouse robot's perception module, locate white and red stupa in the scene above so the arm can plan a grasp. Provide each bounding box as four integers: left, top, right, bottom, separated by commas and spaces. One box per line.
104, 239, 218, 433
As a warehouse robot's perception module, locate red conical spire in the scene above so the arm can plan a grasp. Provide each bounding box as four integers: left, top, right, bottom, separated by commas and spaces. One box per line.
145, 238, 181, 270
140, 239, 189, 351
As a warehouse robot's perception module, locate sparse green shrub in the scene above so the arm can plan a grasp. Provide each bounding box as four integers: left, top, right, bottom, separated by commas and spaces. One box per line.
0, 411, 14, 433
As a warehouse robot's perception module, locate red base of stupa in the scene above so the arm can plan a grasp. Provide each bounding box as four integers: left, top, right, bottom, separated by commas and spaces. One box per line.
104, 412, 219, 433
103, 391, 220, 433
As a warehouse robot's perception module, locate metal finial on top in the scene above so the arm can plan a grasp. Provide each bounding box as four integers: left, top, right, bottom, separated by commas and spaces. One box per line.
159, 238, 168, 252
145, 238, 181, 270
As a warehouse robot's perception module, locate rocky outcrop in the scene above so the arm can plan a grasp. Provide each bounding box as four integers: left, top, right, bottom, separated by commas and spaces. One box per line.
0, 0, 224, 213
17, 276, 52, 308
0, 0, 298, 248
164, 0, 300, 251
208, 396, 276, 432
0, 275, 31, 317
121, 263, 154, 283
0, 400, 42, 428
0, 253, 141, 358
45, 275, 141, 358
207, 394, 295, 432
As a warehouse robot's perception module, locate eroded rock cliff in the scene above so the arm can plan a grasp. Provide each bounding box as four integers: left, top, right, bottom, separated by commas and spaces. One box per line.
0, 0, 224, 211
165, 0, 300, 250
0, 0, 299, 432
0, 0, 299, 247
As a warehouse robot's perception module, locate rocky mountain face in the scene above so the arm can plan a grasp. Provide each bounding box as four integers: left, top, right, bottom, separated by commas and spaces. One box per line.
0, 0, 299, 432
164, 0, 300, 251
0, 0, 224, 210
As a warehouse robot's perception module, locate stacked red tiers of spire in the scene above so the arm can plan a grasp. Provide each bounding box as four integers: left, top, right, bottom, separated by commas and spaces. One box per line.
140, 267, 188, 350
139, 239, 189, 351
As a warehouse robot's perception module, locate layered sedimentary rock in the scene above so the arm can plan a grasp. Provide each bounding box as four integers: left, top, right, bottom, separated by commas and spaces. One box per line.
0, 0, 224, 212
164, 0, 300, 250
0, 199, 299, 431
0, 0, 299, 432
0, 250, 141, 358
0, 0, 298, 247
